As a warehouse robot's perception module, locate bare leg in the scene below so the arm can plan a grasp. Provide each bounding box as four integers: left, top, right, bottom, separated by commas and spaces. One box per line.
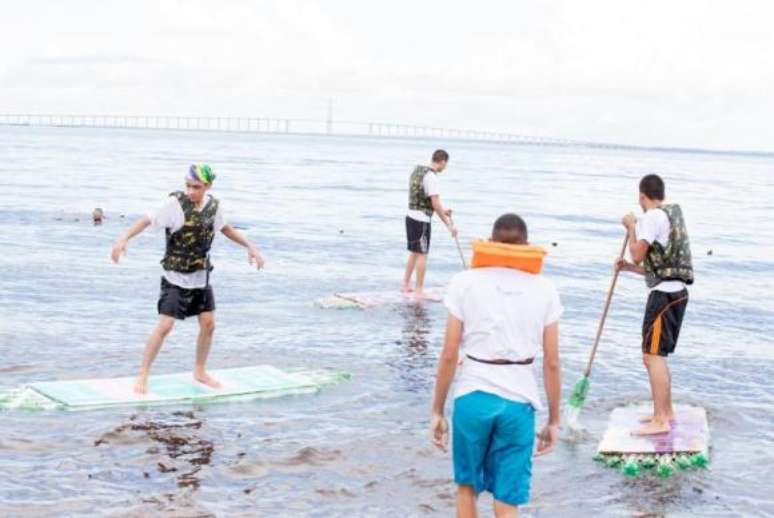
456, 485, 478, 518
135, 316, 176, 394
666, 362, 674, 418
414, 253, 428, 296
193, 311, 221, 389
634, 354, 672, 435
402, 252, 418, 292
494, 499, 518, 518
639, 363, 676, 422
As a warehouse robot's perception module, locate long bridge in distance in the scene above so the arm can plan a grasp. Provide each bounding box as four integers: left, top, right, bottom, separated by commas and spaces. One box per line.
0, 112, 585, 147
0, 113, 767, 157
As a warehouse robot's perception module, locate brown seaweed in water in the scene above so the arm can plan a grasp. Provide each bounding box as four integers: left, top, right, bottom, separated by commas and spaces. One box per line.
282, 446, 342, 466
94, 411, 213, 490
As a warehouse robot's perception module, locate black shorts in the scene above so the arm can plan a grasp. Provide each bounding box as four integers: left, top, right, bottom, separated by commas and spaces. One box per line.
642, 289, 688, 356
157, 276, 215, 320
406, 216, 431, 254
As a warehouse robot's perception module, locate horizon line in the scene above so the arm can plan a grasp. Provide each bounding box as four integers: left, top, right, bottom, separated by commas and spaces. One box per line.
1, 112, 772, 159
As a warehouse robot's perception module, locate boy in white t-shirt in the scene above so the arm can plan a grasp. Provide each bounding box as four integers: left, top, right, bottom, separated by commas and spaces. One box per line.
111, 164, 265, 394
431, 214, 562, 517
402, 149, 458, 298
617, 174, 693, 435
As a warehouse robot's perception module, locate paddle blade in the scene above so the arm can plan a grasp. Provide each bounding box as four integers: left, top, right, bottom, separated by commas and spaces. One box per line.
564, 376, 590, 431
568, 376, 590, 409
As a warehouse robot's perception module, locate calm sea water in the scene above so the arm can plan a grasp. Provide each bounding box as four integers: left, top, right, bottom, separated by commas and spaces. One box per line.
1, 126, 773, 517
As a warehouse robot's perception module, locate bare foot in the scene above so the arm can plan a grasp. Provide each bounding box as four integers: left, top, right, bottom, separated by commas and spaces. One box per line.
400, 283, 414, 293
412, 290, 433, 300
632, 419, 671, 436
194, 371, 222, 389
134, 375, 149, 395
638, 413, 676, 423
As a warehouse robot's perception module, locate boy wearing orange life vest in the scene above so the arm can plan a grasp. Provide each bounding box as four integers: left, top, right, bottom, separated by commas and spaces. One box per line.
431, 214, 562, 516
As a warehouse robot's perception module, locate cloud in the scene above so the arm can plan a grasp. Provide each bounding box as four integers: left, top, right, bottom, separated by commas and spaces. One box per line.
28, 55, 159, 66
1, 0, 774, 150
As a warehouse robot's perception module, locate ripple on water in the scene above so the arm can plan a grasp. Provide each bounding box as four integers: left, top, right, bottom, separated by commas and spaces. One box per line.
1, 128, 774, 516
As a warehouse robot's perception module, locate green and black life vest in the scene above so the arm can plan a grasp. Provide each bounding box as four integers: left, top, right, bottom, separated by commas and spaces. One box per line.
643, 203, 694, 288
408, 165, 436, 217
161, 191, 219, 274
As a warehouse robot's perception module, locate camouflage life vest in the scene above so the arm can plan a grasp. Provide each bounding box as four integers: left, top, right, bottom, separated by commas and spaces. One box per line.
643, 203, 694, 288
161, 191, 219, 274
408, 165, 436, 217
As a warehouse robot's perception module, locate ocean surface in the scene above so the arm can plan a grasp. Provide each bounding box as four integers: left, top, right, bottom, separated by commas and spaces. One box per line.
1, 126, 773, 517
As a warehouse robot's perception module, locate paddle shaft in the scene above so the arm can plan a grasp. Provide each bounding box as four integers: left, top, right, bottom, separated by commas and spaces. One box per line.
583, 235, 629, 377
449, 215, 467, 269
454, 235, 467, 269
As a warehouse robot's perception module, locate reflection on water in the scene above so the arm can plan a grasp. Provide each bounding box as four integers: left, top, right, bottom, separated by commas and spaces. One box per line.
400, 303, 432, 356
390, 303, 436, 394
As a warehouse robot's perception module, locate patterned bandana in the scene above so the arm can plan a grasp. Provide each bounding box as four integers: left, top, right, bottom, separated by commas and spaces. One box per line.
188, 163, 216, 184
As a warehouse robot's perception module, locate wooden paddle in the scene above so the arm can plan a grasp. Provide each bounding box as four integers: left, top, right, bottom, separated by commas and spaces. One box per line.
566, 234, 629, 425
448, 214, 467, 269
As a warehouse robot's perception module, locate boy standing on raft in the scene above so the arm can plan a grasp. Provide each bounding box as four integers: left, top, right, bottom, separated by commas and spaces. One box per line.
431, 214, 562, 517
111, 164, 264, 394
402, 149, 457, 298
616, 174, 693, 435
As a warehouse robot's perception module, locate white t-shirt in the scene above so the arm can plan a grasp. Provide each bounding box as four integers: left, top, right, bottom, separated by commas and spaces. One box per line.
636, 208, 686, 293
148, 195, 225, 289
407, 170, 440, 223
444, 267, 563, 409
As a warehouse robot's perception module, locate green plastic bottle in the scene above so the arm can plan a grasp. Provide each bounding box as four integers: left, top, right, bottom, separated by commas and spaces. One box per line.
656, 456, 675, 478
690, 452, 709, 468
675, 454, 692, 470
622, 458, 641, 477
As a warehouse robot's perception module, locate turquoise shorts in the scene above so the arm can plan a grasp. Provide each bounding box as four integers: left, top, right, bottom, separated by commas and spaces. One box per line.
452, 391, 535, 506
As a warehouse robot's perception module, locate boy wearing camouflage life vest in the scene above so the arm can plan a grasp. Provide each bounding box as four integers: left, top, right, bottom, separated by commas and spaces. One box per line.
616, 174, 693, 435
111, 164, 264, 394
402, 149, 457, 298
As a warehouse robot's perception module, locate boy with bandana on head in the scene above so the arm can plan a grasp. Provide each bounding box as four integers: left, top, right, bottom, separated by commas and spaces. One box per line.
111, 164, 264, 394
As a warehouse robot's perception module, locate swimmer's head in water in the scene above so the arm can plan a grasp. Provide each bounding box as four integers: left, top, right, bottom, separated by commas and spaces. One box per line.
187, 164, 216, 185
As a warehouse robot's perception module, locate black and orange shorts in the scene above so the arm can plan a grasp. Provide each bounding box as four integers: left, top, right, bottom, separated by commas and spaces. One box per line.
642, 289, 688, 356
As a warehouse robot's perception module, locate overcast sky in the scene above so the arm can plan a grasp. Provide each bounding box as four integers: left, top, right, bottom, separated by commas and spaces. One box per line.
2, 0, 773, 151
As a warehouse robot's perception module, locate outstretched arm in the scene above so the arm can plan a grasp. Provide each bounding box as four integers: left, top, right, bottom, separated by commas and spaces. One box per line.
111, 216, 151, 263
430, 195, 458, 237
430, 313, 463, 451
221, 224, 264, 270
536, 321, 561, 456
